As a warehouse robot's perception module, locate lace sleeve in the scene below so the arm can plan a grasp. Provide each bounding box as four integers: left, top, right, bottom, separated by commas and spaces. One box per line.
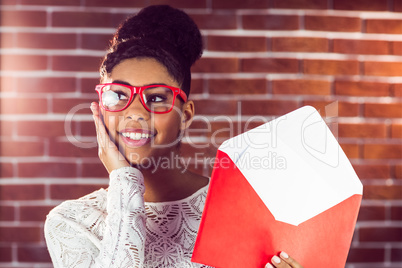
45, 166, 146, 268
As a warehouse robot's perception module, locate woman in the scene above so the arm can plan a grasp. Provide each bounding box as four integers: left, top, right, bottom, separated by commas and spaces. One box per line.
44, 5, 303, 268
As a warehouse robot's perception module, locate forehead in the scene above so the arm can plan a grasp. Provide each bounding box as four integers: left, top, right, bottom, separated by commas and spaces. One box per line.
107, 57, 178, 87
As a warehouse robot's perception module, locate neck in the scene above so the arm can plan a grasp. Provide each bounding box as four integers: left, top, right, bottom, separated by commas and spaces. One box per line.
138, 152, 190, 203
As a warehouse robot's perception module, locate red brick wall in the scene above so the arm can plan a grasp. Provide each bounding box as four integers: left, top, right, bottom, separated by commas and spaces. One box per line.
0, 0, 401, 267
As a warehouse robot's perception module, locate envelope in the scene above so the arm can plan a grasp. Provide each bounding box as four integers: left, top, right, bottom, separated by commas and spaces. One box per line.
192, 106, 363, 268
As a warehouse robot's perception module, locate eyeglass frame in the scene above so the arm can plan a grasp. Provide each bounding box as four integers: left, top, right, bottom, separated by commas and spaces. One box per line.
95, 83, 188, 114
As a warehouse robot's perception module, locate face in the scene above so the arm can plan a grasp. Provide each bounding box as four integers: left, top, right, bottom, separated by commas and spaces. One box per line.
101, 57, 194, 168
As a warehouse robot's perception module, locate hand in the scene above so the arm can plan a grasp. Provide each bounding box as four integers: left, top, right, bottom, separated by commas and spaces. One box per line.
91, 102, 130, 173
265, 252, 304, 268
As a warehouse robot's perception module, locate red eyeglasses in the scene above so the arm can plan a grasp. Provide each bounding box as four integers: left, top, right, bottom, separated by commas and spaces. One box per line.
95, 83, 187, 114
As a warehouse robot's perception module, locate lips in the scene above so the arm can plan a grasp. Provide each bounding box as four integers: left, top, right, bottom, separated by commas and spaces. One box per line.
119, 128, 155, 147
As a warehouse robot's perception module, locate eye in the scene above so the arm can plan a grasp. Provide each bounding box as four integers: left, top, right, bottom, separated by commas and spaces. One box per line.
146, 94, 167, 103
102, 90, 129, 108
114, 90, 129, 100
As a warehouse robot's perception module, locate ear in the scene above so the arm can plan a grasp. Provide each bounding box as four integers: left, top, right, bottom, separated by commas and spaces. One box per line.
180, 100, 195, 131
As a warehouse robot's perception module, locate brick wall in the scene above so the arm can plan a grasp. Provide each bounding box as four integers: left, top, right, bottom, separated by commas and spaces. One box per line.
0, 0, 401, 267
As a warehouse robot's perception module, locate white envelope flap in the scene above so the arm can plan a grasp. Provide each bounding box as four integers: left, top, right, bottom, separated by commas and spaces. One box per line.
219, 106, 363, 226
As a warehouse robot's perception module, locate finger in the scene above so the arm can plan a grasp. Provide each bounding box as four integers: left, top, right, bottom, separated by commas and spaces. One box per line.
90, 101, 100, 117
90, 102, 130, 173
279, 252, 304, 268
270, 255, 289, 268
90, 102, 102, 131
90, 102, 101, 134
90, 103, 101, 147
91, 102, 108, 149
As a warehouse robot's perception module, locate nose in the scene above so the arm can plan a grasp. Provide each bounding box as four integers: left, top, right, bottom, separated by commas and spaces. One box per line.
124, 94, 150, 121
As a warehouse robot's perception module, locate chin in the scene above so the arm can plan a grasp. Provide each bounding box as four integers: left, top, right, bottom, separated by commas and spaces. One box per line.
125, 145, 179, 171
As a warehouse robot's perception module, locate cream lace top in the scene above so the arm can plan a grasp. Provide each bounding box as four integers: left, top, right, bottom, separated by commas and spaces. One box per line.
44, 167, 211, 267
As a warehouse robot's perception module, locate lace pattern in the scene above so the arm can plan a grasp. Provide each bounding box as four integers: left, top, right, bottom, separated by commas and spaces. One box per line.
45, 167, 211, 267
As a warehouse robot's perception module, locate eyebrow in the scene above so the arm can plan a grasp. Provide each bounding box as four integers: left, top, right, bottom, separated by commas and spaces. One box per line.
111, 80, 169, 87
112, 80, 131, 86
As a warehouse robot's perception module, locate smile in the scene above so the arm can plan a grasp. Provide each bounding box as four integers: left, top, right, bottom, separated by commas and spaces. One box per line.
119, 128, 155, 147
122, 132, 152, 140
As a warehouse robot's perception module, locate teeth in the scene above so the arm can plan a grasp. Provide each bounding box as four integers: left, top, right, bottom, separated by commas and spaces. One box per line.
122, 132, 151, 140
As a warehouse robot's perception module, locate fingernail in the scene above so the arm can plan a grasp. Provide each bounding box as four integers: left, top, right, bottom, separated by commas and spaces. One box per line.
265, 263, 274, 268
272, 255, 281, 264
280, 251, 289, 259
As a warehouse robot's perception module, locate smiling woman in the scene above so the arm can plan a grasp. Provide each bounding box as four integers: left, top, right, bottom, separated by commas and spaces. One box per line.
97, 57, 194, 173
0, 1, 400, 267
42, 4, 304, 268
44, 5, 211, 268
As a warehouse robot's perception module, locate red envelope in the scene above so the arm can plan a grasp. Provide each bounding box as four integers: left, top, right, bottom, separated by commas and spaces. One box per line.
192, 106, 363, 268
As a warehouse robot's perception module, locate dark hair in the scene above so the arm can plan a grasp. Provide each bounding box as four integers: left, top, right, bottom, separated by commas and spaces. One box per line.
100, 5, 203, 97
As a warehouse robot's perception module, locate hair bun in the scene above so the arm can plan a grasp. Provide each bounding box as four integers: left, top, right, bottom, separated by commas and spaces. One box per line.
114, 5, 203, 67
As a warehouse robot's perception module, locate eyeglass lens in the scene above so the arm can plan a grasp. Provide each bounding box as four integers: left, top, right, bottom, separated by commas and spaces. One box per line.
101, 84, 174, 112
